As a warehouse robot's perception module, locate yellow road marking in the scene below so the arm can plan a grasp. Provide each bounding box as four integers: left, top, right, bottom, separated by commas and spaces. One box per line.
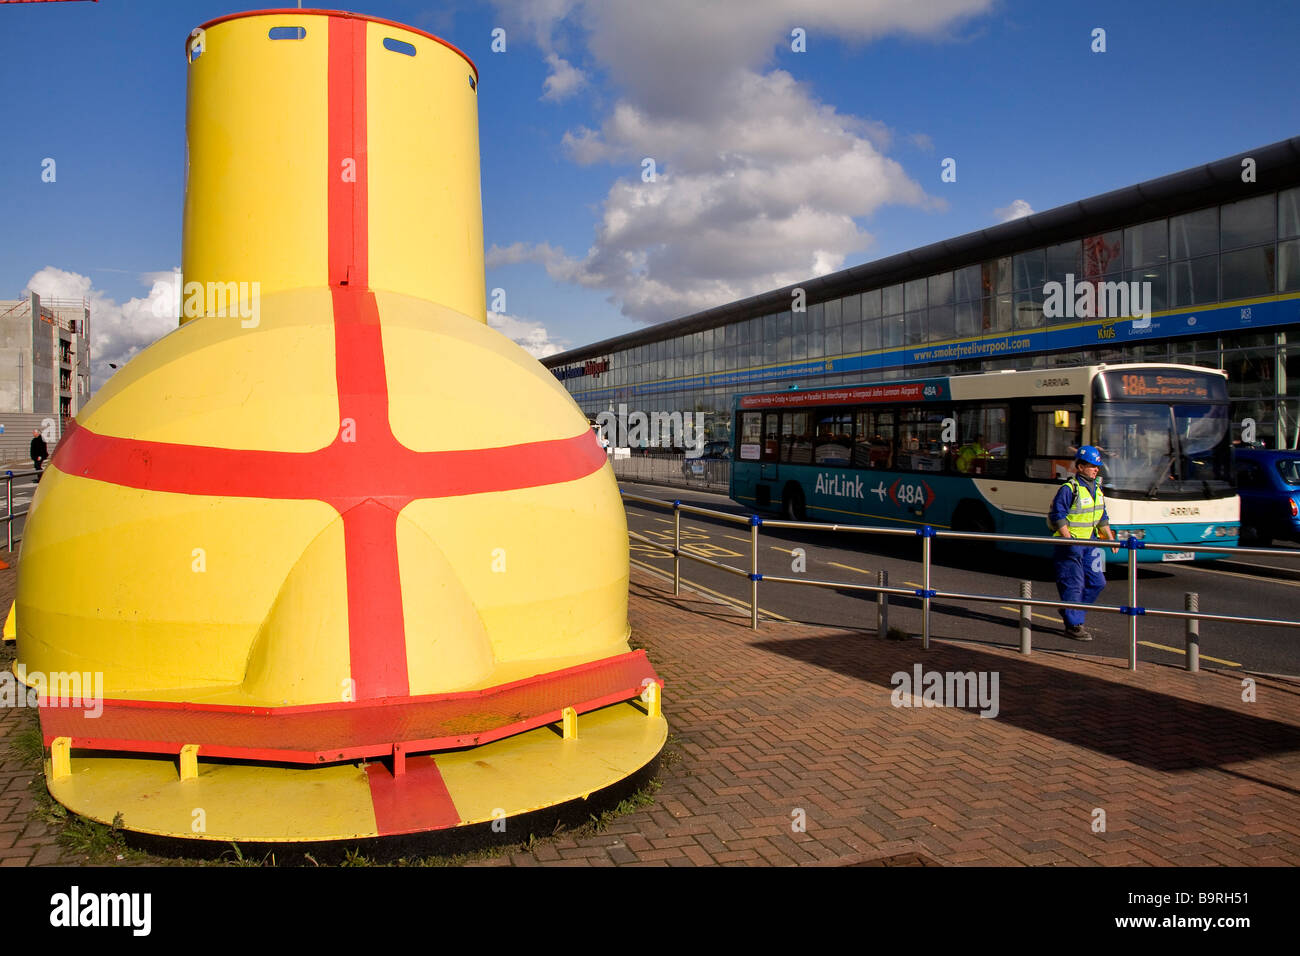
998, 605, 1061, 624
681, 542, 742, 558
1138, 640, 1240, 668
828, 562, 873, 575
770, 546, 797, 555
629, 559, 795, 622
652, 517, 673, 525
722, 534, 752, 544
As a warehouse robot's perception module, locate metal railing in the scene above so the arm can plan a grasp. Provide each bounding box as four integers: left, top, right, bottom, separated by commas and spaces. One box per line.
621, 490, 1300, 672
2, 469, 39, 551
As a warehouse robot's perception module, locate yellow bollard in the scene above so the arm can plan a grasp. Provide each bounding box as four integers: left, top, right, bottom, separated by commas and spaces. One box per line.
50, 737, 72, 781
179, 744, 200, 781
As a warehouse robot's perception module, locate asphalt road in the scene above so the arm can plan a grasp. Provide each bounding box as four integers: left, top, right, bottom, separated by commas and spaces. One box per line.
620, 479, 1300, 679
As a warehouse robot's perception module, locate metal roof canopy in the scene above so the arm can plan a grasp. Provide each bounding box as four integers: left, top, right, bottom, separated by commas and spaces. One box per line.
545, 136, 1300, 367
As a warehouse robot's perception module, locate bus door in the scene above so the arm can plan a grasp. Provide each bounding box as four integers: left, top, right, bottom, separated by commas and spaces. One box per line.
761, 412, 781, 480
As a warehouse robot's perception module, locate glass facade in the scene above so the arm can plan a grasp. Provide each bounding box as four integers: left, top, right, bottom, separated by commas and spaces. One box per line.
549, 183, 1300, 450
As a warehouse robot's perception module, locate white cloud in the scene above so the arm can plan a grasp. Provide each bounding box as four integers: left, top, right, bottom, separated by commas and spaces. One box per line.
994, 199, 1034, 223
24, 266, 177, 393
908, 132, 935, 152
486, 241, 567, 268
487, 310, 568, 358
491, 0, 990, 324
541, 53, 586, 101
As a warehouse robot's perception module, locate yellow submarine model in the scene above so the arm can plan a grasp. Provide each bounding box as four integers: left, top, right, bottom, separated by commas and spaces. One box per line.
12, 8, 665, 843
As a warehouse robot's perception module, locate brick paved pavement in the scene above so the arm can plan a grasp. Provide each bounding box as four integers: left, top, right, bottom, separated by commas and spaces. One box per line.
470, 566, 1300, 866
2, 554, 1297, 867
0, 550, 85, 867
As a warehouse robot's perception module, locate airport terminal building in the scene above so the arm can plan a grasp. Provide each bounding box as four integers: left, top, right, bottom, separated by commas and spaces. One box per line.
544, 137, 1300, 450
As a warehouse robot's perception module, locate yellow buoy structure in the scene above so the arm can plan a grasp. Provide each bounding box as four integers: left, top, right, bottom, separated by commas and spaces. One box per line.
14, 9, 664, 843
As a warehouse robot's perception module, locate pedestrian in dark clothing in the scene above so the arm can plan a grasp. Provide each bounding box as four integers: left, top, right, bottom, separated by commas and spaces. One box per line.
31, 429, 49, 475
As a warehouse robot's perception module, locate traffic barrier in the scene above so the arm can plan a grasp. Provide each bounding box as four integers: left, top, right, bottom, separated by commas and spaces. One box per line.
1, 469, 39, 551
621, 489, 1300, 672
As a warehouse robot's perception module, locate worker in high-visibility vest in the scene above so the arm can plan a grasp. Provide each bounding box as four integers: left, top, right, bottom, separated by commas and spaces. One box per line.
1048, 445, 1117, 641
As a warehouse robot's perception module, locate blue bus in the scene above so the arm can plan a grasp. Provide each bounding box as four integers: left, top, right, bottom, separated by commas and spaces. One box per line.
730, 364, 1238, 562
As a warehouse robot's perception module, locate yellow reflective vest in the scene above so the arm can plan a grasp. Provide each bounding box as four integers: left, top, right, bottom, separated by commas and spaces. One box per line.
1051, 476, 1106, 538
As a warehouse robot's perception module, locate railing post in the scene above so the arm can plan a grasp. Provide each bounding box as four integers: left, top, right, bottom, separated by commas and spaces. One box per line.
749, 515, 761, 631
5, 474, 11, 552
1019, 580, 1032, 655
877, 569, 889, 638
672, 500, 681, 596
920, 527, 933, 651
1185, 591, 1199, 673
1126, 542, 1138, 671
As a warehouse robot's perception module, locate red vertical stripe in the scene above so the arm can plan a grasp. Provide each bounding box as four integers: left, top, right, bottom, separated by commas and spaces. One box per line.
342, 499, 409, 699
328, 15, 368, 289
327, 17, 407, 699
330, 288, 391, 443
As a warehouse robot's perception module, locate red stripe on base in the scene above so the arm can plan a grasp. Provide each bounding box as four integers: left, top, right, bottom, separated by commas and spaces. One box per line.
366, 756, 461, 835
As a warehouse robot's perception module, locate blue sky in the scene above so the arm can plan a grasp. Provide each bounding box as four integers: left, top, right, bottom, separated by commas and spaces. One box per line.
1, 0, 1296, 387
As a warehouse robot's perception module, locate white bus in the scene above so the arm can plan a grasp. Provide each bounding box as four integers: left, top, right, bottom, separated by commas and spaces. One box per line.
730, 363, 1238, 562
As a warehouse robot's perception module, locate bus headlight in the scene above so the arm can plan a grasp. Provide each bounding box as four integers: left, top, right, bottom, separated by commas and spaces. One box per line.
1213, 526, 1239, 537
1115, 529, 1146, 541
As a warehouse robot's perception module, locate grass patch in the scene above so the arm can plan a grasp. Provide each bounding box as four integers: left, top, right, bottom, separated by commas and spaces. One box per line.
12, 723, 43, 770
222, 843, 279, 867
54, 806, 129, 860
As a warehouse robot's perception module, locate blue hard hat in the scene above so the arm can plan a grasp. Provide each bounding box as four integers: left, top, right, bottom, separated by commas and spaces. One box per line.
1076, 445, 1103, 466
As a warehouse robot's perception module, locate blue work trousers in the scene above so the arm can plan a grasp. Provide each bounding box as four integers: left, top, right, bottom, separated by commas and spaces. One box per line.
1054, 541, 1106, 628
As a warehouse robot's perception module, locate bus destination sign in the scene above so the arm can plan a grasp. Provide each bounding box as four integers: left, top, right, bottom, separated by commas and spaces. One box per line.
1098, 370, 1224, 401
740, 382, 943, 409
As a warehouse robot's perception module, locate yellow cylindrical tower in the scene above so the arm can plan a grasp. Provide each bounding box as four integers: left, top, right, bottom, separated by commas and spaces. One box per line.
15, 10, 663, 844
182, 10, 486, 317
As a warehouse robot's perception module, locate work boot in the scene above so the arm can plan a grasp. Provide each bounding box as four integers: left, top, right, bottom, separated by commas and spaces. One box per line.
1064, 624, 1093, 642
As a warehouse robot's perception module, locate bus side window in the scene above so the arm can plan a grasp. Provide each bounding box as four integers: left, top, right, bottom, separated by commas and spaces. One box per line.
853, 411, 873, 468
955, 403, 1009, 477
875, 410, 896, 470
763, 412, 780, 461
738, 411, 763, 461
1025, 404, 1081, 480
779, 411, 812, 464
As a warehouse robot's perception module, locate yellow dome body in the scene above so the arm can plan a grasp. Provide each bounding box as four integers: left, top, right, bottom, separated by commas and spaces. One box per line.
15, 9, 664, 843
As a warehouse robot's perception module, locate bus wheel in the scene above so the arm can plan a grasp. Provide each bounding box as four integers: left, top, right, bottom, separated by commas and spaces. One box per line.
782, 484, 806, 522
952, 500, 994, 535
951, 501, 994, 558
